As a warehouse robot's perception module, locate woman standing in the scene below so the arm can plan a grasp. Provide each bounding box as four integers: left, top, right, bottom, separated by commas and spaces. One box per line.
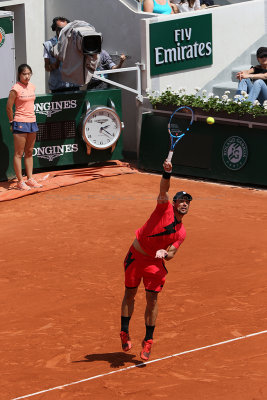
6, 64, 42, 190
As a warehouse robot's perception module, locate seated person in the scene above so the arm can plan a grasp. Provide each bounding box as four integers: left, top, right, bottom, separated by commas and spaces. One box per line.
236, 46, 267, 106
169, 0, 180, 12
200, 0, 214, 7
87, 50, 126, 90
175, 0, 201, 12
142, 0, 173, 14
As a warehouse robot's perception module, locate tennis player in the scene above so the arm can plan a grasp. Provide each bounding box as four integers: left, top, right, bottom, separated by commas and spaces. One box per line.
120, 159, 192, 361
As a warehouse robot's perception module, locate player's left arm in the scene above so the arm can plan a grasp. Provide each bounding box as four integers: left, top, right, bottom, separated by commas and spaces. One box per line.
165, 245, 178, 261
157, 159, 172, 204
155, 245, 178, 261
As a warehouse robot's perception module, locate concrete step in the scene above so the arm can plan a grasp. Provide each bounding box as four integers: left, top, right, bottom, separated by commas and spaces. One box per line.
212, 81, 237, 98
209, 36, 262, 100
213, 51, 258, 95
251, 52, 257, 65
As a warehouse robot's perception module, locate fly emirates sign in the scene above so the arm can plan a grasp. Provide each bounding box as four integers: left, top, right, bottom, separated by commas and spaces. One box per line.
150, 14, 212, 76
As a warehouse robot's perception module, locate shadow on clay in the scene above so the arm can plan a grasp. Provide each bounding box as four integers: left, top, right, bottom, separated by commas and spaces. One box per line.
72, 352, 146, 369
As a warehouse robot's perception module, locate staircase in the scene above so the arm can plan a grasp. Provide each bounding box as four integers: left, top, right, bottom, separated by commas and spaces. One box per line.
212, 51, 258, 98
201, 33, 267, 100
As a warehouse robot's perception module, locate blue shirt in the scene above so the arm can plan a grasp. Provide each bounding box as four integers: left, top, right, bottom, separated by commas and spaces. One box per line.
90, 50, 116, 83
43, 36, 78, 91
142, 0, 172, 14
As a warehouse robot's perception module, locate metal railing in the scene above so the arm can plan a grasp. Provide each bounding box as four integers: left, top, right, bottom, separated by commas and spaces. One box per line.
93, 62, 145, 102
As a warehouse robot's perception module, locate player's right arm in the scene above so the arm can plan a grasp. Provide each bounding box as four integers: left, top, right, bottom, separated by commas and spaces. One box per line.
157, 160, 172, 204
6, 90, 16, 123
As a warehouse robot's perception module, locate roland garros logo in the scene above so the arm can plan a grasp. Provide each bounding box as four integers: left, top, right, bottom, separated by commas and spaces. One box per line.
34, 100, 77, 118
0, 27, 5, 48
222, 136, 248, 171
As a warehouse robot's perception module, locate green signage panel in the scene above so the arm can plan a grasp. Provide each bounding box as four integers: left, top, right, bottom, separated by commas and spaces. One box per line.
0, 89, 123, 181
0, 16, 13, 38
139, 112, 267, 187
150, 14, 212, 76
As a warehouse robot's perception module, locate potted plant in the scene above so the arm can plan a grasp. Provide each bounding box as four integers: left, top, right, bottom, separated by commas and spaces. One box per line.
146, 87, 267, 125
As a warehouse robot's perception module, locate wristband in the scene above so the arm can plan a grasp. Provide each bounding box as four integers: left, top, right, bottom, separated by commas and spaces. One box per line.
162, 170, 172, 179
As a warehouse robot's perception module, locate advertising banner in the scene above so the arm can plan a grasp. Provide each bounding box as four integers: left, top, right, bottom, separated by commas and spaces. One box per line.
150, 14, 213, 76
0, 89, 123, 181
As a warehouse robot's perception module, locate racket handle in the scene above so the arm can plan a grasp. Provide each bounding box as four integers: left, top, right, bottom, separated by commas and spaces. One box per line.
166, 150, 173, 162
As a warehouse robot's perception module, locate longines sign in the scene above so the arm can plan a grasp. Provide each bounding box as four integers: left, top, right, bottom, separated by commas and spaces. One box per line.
34, 99, 77, 118
150, 14, 213, 76
33, 144, 78, 162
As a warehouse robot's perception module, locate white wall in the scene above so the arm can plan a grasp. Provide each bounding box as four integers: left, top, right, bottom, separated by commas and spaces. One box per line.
141, 0, 266, 94
0, 0, 46, 94
24, 0, 45, 94
0, 11, 15, 98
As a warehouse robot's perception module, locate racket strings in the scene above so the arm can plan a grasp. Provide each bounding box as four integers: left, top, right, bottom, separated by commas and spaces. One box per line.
170, 125, 182, 137
167, 107, 194, 159
170, 118, 190, 136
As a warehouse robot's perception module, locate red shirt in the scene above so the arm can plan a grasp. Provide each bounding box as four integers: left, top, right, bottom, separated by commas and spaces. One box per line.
136, 201, 186, 257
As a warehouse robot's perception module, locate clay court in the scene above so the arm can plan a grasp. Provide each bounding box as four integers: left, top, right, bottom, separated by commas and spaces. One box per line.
1, 164, 267, 400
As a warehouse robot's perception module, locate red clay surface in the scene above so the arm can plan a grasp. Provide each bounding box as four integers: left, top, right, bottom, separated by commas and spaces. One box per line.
1, 169, 267, 400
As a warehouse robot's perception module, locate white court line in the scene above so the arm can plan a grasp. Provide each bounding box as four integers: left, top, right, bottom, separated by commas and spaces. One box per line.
11, 329, 267, 400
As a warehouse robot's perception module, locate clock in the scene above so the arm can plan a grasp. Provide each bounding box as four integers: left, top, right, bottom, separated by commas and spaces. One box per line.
82, 105, 122, 155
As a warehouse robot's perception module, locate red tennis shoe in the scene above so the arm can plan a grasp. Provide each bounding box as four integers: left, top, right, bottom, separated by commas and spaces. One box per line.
140, 339, 153, 361
120, 331, 132, 352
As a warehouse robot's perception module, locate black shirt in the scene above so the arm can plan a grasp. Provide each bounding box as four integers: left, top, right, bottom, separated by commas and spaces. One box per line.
252, 65, 267, 85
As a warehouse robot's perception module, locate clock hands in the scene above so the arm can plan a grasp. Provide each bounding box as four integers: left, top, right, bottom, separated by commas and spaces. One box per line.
100, 126, 113, 137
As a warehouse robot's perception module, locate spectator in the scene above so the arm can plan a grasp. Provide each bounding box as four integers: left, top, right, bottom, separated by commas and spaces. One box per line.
200, 0, 214, 7
43, 17, 80, 93
236, 46, 267, 106
169, 0, 180, 12
87, 50, 126, 90
175, 0, 201, 12
6, 64, 42, 190
142, 0, 173, 14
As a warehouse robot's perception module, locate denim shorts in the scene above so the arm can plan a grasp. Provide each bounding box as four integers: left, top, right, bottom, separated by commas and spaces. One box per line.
12, 121, 39, 134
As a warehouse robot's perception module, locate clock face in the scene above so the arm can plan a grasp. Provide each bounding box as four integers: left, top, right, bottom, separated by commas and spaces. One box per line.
82, 107, 121, 150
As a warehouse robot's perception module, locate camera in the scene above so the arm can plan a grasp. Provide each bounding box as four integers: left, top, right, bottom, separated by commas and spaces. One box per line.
77, 30, 102, 55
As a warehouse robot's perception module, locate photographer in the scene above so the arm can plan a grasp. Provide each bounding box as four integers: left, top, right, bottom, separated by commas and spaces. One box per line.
43, 16, 80, 93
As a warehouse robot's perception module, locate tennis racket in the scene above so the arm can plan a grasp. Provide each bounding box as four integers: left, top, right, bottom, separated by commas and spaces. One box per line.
166, 106, 194, 162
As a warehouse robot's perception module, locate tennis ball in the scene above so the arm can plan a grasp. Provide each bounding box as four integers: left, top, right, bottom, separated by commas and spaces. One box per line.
207, 117, 215, 125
